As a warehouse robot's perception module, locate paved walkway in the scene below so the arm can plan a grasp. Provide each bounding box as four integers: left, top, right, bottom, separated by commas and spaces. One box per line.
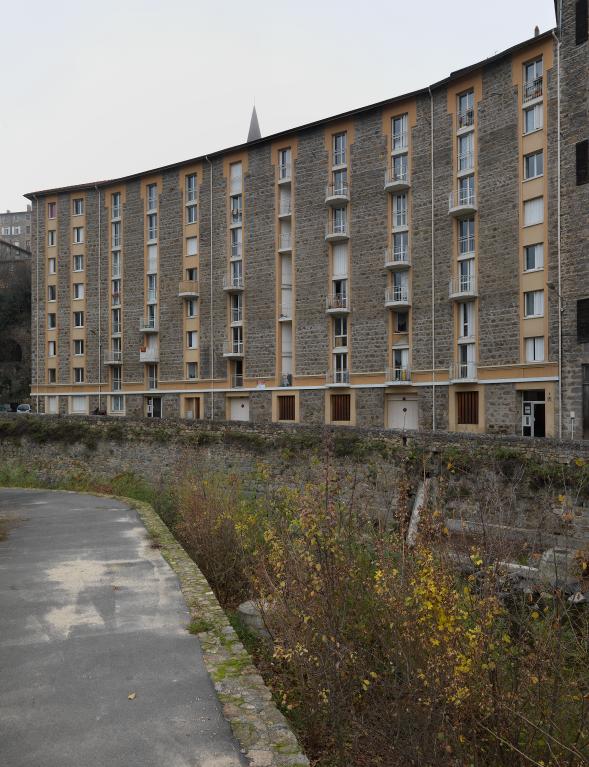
0, 488, 246, 767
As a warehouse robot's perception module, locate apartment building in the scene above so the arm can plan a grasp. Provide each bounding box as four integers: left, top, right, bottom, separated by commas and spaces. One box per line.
0, 207, 32, 251
27, 0, 589, 438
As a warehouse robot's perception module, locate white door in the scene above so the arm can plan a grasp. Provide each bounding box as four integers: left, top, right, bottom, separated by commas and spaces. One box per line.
229, 397, 250, 422
387, 398, 418, 430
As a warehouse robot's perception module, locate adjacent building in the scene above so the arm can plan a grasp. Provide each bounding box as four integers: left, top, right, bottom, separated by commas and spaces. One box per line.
0, 239, 31, 403
27, 0, 589, 438
0, 207, 32, 251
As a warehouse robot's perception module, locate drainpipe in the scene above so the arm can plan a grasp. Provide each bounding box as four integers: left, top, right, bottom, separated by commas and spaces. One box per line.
428, 87, 436, 431
33, 194, 40, 413
552, 26, 562, 439
206, 156, 214, 420
96, 185, 102, 412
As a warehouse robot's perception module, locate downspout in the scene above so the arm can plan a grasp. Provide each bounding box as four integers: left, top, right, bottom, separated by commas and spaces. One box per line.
552, 25, 562, 439
206, 156, 214, 420
33, 194, 40, 413
428, 87, 436, 431
96, 185, 102, 412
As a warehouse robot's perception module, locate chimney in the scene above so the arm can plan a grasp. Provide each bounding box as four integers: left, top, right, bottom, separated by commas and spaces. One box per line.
534, 25, 540, 36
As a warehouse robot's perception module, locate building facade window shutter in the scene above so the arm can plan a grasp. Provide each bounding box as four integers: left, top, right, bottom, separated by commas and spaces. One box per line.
576, 0, 588, 45
278, 395, 295, 421
331, 394, 351, 422
576, 139, 589, 185
457, 391, 479, 425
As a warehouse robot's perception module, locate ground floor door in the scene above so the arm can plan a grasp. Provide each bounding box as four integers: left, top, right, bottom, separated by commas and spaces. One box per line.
386, 398, 418, 430
229, 397, 249, 422
145, 396, 162, 418
522, 390, 545, 438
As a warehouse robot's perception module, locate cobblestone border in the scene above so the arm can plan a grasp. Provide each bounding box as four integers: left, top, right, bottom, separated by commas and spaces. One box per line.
125, 497, 310, 767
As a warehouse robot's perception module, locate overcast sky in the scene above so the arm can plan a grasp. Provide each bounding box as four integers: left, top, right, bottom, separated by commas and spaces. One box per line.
1, 0, 556, 211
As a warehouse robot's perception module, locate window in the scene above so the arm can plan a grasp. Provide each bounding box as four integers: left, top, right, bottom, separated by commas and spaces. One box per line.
392, 193, 408, 229
392, 114, 408, 151
73, 283, 84, 300
147, 183, 157, 211
112, 251, 121, 278
112, 279, 121, 305
112, 308, 121, 334
395, 311, 408, 333
524, 104, 543, 133
73, 367, 85, 383
392, 153, 408, 182
524, 243, 544, 271
147, 244, 157, 273
331, 393, 351, 422
73, 198, 84, 216
73, 311, 84, 327
230, 228, 242, 259
112, 221, 121, 248
231, 293, 242, 323
186, 174, 197, 203
1, 226, 10, 235
186, 203, 197, 224
111, 367, 122, 392
186, 267, 197, 282
229, 163, 243, 195
458, 175, 475, 206
524, 150, 544, 180
279, 148, 291, 180
186, 361, 199, 380
112, 192, 121, 219
459, 301, 475, 338
47, 368, 57, 383
523, 58, 543, 101
458, 132, 474, 171
147, 213, 157, 241
73, 226, 84, 244
47, 202, 56, 219
524, 197, 544, 226
73, 254, 84, 272
457, 90, 474, 128
48, 313, 57, 329
186, 299, 198, 318
524, 290, 544, 318
333, 132, 347, 166
147, 364, 158, 389
577, 298, 589, 343
277, 395, 296, 421
48, 340, 56, 357
332, 168, 347, 195
48, 257, 56, 274
577, 0, 588, 43
46, 396, 58, 414
230, 195, 242, 225
70, 395, 88, 413
525, 336, 545, 362
393, 231, 408, 261
187, 330, 198, 349
576, 139, 589, 185
147, 273, 157, 303
12, 226, 21, 235
48, 230, 56, 246
187, 236, 198, 256
333, 316, 348, 347
74, 339, 84, 356
48, 285, 56, 302
332, 206, 347, 234
459, 218, 475, 255
110, 395, 124, 413
457, 391, 479, 425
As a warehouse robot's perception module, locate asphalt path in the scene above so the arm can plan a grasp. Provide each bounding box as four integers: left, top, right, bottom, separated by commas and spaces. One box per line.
0, 488, 246, 767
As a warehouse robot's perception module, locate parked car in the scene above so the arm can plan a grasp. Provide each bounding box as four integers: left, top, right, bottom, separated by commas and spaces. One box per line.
0, 404, 11, 413
16, 404, 31, 414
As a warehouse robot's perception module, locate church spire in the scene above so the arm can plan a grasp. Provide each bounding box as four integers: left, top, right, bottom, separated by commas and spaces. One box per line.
247, 105, 261, 142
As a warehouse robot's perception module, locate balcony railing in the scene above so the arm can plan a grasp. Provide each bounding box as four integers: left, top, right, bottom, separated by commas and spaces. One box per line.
223, 340, 244, 356
104, 350, 123, 365
449, 190, 477, 215
449, 274, 477, 299
178, 280, 199, 297
279, 233, 292, 251
449, 361, 477, 382
458, 235, 475, 256
139, 318, 158, 333
232, 374, 244, 388
223, 274, 244, 291
458, 108, 474, 130
326, 293, 350, 313
523, 76, 543, 103
392, 132, 408, 152
326, 370, 350, 386
384, 168, 410, 191
140, 347, 159, 362
325, 183, 350, 204
458, 152, 474, 172
231, 307, 243, 324
385, 285, 410, 306
386, 367, 411, 383
384, 246, 410, 269
325, 219, 349, 240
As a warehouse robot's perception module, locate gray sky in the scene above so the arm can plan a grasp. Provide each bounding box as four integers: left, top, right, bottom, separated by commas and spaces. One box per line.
1, 0, 556, 211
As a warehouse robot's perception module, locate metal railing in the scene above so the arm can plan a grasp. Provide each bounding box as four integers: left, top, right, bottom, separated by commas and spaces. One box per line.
449, 189, 476, 210
325, 183, 350, 200
449, 361, 477, 381
231, 307, 243, 324
523, 76, 543, 103
458, 235, 475, 255
449, 274, 477, 297
223, 340, 244, 355
384, 246, 410, 267
385, 285, 410, 304
384, 168, 409, 187
326, 219, 348, 238
326, 293, 350, 311
223, 274, 244, 290
458, 151, 474, 171
386, 367, 411, 383
326, 369, 350, 385
139, 318, 158, 332
104, 350, 123, 365
392, 131, 408, 151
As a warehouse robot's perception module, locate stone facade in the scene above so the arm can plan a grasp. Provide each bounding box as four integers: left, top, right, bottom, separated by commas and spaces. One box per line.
27, 2, 588, 438
0, 207, 31, 250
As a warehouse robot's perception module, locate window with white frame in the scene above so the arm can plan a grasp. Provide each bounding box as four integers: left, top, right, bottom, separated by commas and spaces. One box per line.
523, 197, 544, 226
73, 254, 84, 272
48, 368, 57, 383
525, 336, 545, 362
112, 307, 121, 334
48, 202, 56, 219
73, 283, 84, 300
187, 236, 198, 256
524, 150, 544, 180
147, 213, 157, 241
278, 148, 291, 180
392, 193, 408, 229
46, 395, 58, 414
112, 221, 121, 248
74, 339, 84, 356
458, 132, 474, 171
186, 299, 198, 318
112, 192, 121, 219
112, 251, 120, 278
48, 285, 56, 302
111, 367, 122, 391
110, 395, 124, 413
393, 347, 409, 377
70, 395, 88, 413
48, 340, 56, 357
524, 243, 544, 271
333, 132, 347, 166
524, 290, 544, 317
73, 367, 85, 383
332, 206, 347, 234
523, 58, 543, 101
186, 362, 198, 380
458, 174, 475, 205
392, 114, 408, 151
186, 202, 197, 224
230, 163, 242, 195
147, 273, 157, 303
459, 301, 475, 339
186, 267, 197, 282
48, 313, 57, 329
230, 228, 242, 259
392, 153, 408, 182
459, 218, 475, 255
73, 226, 84, 244
186, 173, 197, 202
230, 195, 242, 225
1, 226, 10, 236
187, 330, 198, 349
12, 226, 21, 235
147, 244, 157, 273
457, 90, 474, 128
48, 230, 56, 246
73, 311, 84, 327
333, 316, 348, 348
73, 198, 84, 216
111, 279, 121, 305
395, 311, 408, 333
393, 231, 408, 260
48, 257, 56, 274
524, 104, 543, 134
147, 183, 157, 211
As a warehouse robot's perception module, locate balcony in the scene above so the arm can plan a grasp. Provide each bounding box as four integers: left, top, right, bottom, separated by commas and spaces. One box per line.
104, 350, 123, 365
232, 373, 244, 388
178, 280, 199, 298
448, 190, 477, 217
326, 293, 350, 314
326, 370, 350, 387
139, 318, 158, 333
139, 347, 159, 363
457, 108, 475, 131
223, 340, 244, 358
449, 275, 477, 300
449, 361, 477, 383
523, 76, 543, 103
384, 169, 410, 193
384, 247, 410, 269
385, 367, 412, 384
325, 220, 349, 242
278, 233, 292, 253
325, 183, 350, 206
385, 285, 411, 308
223, 274, 244, 292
